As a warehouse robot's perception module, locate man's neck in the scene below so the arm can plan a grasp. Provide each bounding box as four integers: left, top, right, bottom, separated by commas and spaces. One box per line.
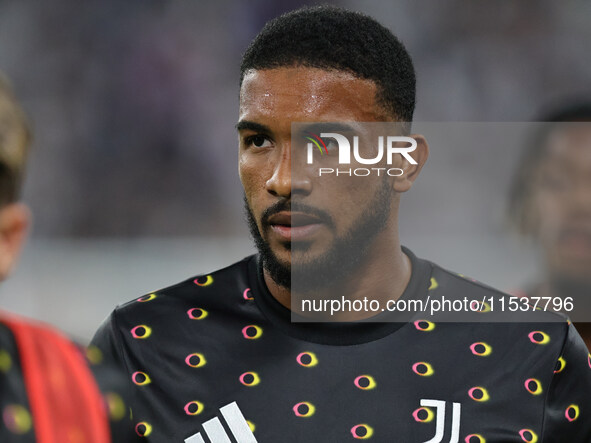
263, 235, 412, 321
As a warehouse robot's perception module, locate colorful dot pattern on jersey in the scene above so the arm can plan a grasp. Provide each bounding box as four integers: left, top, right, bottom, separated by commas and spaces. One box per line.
412, 407, 434, 423
351, 424, 374, 439
296, 352, 318, 367
468, 300, 481, 311
470, 342, 492, 356
135, 422, 152, 437
468, 387, 490, 402
554, 356, 566, 373
412, 362, 434, 376
132, 371, 151, 386
2, 405, 32, 434
565, 404, 579, 422
184, 401, 204, 416
519, 429, 538, 442
137, 293, 156, 302
354, 375, 376, 390
85, 345, 103, 365
414, 320, 435, 331
185, 353, 206, 368
429, 277, 438, 290
293, 402, 315, 417
528, 331, 550, 345
476, 301, 491, 313
90, 253, 591, 441
524, 378, 542, 395
242, 325, 262, 339
194, 275, 213, 287
131, 325, 152, 339
187, 308, 208, 320
239, 372, 260, 386
464, 434, 485, 443
0, 349, 12, 372
105, 392, 126, 421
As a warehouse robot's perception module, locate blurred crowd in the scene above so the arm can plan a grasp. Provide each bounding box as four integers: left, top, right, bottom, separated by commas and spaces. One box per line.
1, 0, 590, 239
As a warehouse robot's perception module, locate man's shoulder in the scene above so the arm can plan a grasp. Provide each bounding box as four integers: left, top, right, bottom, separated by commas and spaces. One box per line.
90, 254, 262, 369
415, 260, 574, 372
423, 258, 570, 325
111, 254, 257, 320
428, 261, 517, 300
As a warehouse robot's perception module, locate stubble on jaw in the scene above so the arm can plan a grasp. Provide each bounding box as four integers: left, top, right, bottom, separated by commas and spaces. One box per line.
243, 177, 393, 293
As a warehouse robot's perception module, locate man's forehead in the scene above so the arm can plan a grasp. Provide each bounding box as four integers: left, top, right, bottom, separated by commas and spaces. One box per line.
238, 67, 383, 122
241, 66, 375, 90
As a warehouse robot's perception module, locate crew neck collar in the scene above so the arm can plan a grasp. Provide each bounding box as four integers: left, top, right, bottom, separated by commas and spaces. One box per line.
248, 246, 432, 346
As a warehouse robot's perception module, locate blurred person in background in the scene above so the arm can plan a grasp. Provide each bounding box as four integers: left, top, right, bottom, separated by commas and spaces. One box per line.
0, 73, 137, 442
509, 103, 591, 349
93, 6, 591, 442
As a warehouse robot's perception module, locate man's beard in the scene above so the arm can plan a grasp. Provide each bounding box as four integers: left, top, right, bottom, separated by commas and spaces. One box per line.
244, 179, 393, 293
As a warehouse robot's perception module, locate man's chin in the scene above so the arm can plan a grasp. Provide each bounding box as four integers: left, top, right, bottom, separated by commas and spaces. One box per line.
268, 241, 326, 264
263, 250, 336, 292
266, 244, 291, 264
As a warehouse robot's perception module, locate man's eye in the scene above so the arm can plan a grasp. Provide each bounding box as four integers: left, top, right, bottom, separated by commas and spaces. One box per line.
246, 135, 272, 148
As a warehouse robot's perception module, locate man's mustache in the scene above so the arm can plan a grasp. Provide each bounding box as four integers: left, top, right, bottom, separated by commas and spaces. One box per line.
260, 200, 335, 229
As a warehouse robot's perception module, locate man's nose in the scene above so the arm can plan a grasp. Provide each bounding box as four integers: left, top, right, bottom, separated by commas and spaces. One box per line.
265, 144, 312, 198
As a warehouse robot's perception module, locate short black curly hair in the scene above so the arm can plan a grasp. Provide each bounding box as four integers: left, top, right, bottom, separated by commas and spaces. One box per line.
240, 5, 416, 123
508, 102, 591, 234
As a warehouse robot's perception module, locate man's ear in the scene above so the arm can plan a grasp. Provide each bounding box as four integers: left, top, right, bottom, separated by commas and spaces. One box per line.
393, 134, 429, 193
0, 203, 30, 281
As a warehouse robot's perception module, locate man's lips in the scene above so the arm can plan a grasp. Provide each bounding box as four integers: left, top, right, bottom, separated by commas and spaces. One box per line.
267, 211, 324, 241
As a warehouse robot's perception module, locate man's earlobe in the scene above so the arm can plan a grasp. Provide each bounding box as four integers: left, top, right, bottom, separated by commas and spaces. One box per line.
393, 134, 429, 193
0, 203, 30, 281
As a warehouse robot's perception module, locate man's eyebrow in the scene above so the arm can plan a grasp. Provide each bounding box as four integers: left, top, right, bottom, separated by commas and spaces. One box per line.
235, 121, 271, 133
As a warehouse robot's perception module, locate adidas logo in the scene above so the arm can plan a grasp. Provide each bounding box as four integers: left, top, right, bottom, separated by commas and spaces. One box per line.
184, 401, 258, 443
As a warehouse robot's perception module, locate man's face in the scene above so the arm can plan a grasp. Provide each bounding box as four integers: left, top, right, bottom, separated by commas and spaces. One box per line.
528, 125, 591, 285
237, 67, 398, 289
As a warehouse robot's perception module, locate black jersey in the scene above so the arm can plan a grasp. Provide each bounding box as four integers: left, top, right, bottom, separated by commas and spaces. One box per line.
92, 248, 591, 442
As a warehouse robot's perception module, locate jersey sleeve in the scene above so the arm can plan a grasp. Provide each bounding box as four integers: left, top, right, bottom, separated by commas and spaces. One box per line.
90, 310, 129, 373
541, 322, 591, 441
90, 311, 143, 442
87, 351, 141, 443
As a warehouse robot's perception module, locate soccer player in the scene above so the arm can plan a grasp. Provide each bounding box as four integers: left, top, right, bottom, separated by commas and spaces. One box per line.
508, 103, 591, 349
0, 74, 137, 442
93, 6, 591, 442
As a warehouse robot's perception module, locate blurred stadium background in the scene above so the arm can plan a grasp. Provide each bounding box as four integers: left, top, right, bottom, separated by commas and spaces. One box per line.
1, 0, 591, 341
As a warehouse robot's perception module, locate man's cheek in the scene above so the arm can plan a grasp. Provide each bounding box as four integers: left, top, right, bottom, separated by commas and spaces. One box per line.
239, 159, 263, 188
250, 205, 268, 238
